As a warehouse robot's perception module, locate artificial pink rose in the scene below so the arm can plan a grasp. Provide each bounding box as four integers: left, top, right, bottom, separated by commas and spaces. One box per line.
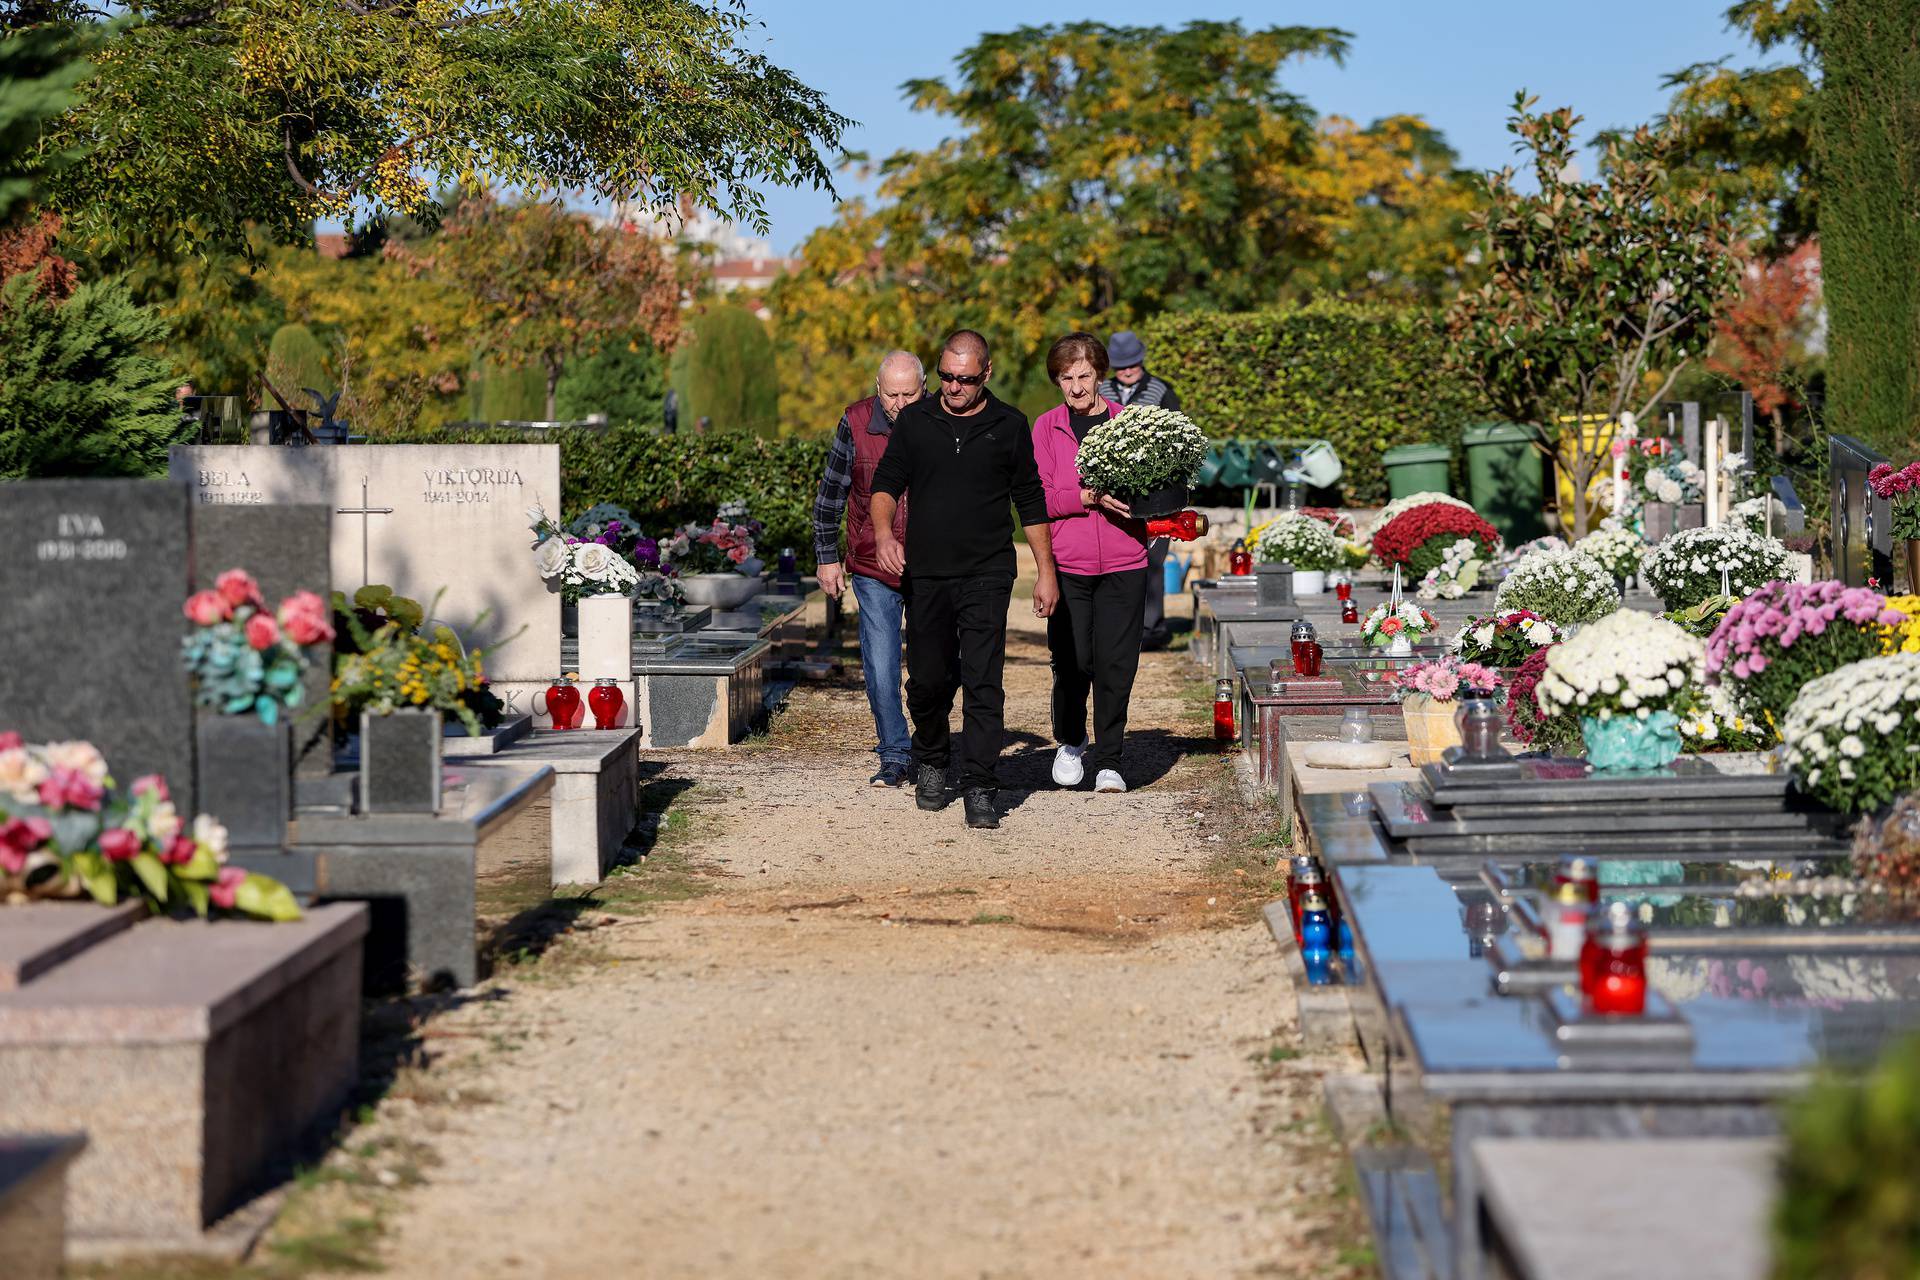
209, 865, 248, 910
244, 613, 282, 651
276, 591, 336, 647
726, 545, 749, 564
97, 826, 142, 863
0, 816, 52, 873
0, 731, 21, 751
37, 767, 103, 813
131, 774, 170, 803
216, 568, 264, 610
183, 590, 232, 626
161, 835, 199, 866
42, 740, 107, 786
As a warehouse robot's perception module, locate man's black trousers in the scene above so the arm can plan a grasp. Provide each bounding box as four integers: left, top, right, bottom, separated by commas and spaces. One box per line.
1047, 567, 1147, 773
904, 572, 1014, 791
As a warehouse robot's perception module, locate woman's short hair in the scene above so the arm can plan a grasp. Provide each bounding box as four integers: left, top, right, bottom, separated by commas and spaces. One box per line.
1046, 332, 1109, 384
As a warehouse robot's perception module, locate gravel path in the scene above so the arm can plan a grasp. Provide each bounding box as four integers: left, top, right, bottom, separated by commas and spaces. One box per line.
354, 597, 1364, 1279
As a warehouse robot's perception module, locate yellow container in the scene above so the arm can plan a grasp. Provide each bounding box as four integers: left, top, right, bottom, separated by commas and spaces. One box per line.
1552, 414, 1621, 535
1402, 694, 1464, 766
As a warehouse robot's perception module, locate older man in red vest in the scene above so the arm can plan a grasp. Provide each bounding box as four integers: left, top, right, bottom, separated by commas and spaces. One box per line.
812, 350, 925, 787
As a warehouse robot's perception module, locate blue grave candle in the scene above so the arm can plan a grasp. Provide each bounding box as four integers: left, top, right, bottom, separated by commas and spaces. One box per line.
1302, 946, 1334, 986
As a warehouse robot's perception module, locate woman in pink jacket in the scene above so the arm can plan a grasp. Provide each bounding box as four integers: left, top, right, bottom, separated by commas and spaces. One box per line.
1031, 332, 1150, 794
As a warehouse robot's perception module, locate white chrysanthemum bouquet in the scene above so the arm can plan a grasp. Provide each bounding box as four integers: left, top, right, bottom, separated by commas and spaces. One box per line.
1075, 404, 1207, 499
1782, 652, 1920, 814
1642, 524, 1791, 612
1535, 610, 1703, 723
1493, 547, 1620, 625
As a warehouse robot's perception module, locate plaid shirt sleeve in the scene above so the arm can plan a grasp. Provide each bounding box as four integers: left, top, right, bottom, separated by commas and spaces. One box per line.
812, 416, 857, 564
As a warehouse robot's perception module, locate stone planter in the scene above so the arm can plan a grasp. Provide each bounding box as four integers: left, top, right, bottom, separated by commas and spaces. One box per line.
677, 572, 762, 610
1402, 693, 1463, 766
195, 714, 291, 852
1293, 569, 1328, 596
1643, 502, 1675, 543
1675, 502, 1705, 531
577, 593, 632, 681
360, 709, 441, 814
1254, 562, 1295, 610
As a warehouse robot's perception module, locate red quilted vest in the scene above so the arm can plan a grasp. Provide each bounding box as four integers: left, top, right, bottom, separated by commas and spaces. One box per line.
845, 397, 910, 587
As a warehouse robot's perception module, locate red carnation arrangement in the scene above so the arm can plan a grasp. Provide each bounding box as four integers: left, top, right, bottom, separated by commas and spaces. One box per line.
1372, 503, 1501, 577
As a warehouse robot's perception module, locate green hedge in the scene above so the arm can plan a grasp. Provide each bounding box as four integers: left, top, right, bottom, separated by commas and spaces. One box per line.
374, 423, 830, 566
1141, 301, 1483, 505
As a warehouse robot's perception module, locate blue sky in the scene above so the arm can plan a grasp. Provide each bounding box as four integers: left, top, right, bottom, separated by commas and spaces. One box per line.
742, 1, 1759, 254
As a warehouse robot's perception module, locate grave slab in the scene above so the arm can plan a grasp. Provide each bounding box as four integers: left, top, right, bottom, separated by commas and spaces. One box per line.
170, 445, 561, 684
0, 904, 367, 1248
0, 479, 197, 804
488, 729, 642, 886
0, 903, 144, 992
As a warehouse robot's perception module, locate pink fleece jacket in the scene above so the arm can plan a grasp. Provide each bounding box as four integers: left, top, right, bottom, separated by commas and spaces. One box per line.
1031, 398, 1150, 577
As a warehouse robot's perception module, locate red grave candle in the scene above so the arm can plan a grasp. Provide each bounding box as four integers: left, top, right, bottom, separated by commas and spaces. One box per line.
1213, 677, 1236, 741
546, 676, 583, 730
1228, 547, 1252, 576
588, 678, 625, 730
1582, 902, 1649, 1015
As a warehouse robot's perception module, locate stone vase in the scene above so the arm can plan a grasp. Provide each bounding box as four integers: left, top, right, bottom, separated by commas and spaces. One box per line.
195, 714, 291, 851
1675, 503, 1705, 531
360, 709, 442, 815
577, 593, 632, 681
1402, 694, 1464, 766
677, 572, 762, 610
1643, 502, 1675, 543
1580, 710, 1682, 772
1254, 562, 1295, 609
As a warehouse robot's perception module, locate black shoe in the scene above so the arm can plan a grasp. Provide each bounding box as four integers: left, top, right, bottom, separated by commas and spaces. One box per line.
870, 761, 911, 788
915, 765, 948, 811
1141, 626, 1172, 652
963, 788, 999, 829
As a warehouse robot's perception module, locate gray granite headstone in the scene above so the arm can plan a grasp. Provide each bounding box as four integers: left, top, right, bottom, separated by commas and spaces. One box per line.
1829, 434, 1893, 588
190, 503, 333, 777
0, 480, 197, 802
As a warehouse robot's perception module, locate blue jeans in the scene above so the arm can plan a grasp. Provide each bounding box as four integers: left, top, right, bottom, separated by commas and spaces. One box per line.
851, 572, 911, 766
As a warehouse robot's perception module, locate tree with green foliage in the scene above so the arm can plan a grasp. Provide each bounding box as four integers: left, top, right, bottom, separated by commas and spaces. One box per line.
1816, 0, 1920, 459
0, 22, 93, 227
1445, 97, 1743, 536
555, 335, 667, 429
0, 273, 185, 477
265, 322, 334, 405
673, 306, 775, 434
406, 197, 682, 422
769, 20, 1476, 433
1634, 1, 1821, 252
18, 0, 850, 262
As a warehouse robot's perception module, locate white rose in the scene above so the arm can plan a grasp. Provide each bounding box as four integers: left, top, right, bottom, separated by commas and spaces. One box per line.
532, 536, 569, 580
572, 543, 616, 582
194, 813, 229, 859
148, 801, 182, 845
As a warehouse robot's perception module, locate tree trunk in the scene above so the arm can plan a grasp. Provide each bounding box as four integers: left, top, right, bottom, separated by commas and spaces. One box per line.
1571, 452, 1592, 539
544, 357, 562, 423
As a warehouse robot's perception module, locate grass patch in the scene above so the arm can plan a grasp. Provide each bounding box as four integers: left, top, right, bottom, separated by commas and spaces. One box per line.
969, 912, 1016, 925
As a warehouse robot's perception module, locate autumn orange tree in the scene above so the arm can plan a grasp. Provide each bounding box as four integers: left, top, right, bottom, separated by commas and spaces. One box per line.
769, 21, 1477, 433
404, 197, 683, 422
1706, 239, 1821, 454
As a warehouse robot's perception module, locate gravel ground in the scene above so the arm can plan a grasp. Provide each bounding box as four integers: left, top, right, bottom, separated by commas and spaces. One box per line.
348, 594, 1367, 1280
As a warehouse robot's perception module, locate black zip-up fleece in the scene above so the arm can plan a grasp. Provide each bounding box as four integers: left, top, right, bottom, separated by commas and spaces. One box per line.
871, 392, 1047, 579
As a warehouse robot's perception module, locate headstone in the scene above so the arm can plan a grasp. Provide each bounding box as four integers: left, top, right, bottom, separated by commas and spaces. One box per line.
0, 480, 197, 803
1681, 401, 1701, 464
1829, 434, 1893, 587
169, 445, 561, 696
189, 503, 333, 776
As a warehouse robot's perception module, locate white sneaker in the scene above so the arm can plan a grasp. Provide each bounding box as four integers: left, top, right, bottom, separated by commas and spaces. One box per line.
1051, 740, 1087, 787
1094, 769, 1127, 794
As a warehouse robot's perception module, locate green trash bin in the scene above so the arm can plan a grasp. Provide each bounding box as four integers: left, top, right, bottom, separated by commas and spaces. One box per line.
1381, 443, 1453, 501
1463, 422, 1548, 544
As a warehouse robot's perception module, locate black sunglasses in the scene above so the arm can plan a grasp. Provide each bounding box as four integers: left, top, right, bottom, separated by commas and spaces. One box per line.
936, 369, 986, 386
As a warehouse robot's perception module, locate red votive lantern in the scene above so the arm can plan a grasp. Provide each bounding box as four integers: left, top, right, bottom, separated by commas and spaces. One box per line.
1228, 544, 1253, 576
1553, 855, 1601, 905
1334, 578, 1352, 602
545, 675, 583, 730
1291, 860, 1327, 944
1290, 619, 1318, 675
588, 678, 625, 730
1213, 677, 1236, 742
1582, 901, 1649, 1015
1341, 598, 1360, 625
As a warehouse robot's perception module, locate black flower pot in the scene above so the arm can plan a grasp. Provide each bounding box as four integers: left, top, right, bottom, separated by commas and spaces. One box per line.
1115, 483, 1189, 520
360, 710, 442, 815
196, 715, 292, 851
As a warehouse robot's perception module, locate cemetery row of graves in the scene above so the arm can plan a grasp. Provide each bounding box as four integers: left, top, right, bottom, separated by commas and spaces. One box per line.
1, 399, 1919, 1277
1196, 410, 1920, 1279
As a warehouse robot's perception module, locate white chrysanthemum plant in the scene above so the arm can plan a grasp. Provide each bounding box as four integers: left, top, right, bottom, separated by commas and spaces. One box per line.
1782, 652, 1920, 815
1576, 521, 1648, 583
1252, 513, 1341, 593
1536, 610, 1705, 768
1074, 404, 1207, 506
1360, 491, 1475, 548
1417, 537, 1485, 600
1641, 524, 1792, 613
1492, 547, 1620, 626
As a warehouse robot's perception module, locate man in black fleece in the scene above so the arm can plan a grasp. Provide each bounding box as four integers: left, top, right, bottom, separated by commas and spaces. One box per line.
871, 330, 1059, 830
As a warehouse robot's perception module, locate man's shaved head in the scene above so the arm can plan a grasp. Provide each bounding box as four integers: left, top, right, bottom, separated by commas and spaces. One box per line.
943, 329, 990, 366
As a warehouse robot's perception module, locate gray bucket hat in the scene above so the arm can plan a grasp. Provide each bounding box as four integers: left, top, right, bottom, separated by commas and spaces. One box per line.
1106, 330, 1146, 368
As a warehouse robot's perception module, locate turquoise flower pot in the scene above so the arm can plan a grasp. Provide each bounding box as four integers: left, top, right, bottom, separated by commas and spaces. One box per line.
1580, 710, 1682, 772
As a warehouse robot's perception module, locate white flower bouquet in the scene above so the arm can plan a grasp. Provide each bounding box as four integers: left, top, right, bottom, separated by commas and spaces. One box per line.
1535, 610, 1704, 723
1642, 524, 1792, 612
1576, 522, 1647, 581
1642, 456, 1704, 505
1677, 682, 1771, 754
1417, 537, 1485, 600
1252, 512, 1341, 571
1782, 652, 1920, 814
1075, 404, 1207, 501
1448, 609, 1563, 667
529, 502, 643, 601
1361, 599, 1437, 648
1493, 547, 1620, 625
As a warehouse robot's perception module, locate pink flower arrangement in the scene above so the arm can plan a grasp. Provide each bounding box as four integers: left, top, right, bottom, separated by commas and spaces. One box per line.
276, 591, 334, 646
1393, 657, 1504, 703
1706, 580, 1909, 729
209, 865, 249, 910
1868, 460, 1920, 539
0, 815, 51, 874
181, 570, 335, 725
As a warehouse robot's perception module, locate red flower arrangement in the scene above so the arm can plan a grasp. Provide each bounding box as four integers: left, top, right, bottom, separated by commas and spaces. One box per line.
1372, 503, 1501, 577
1504, 645, 1578, 753
1868, 461, 1920, 540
